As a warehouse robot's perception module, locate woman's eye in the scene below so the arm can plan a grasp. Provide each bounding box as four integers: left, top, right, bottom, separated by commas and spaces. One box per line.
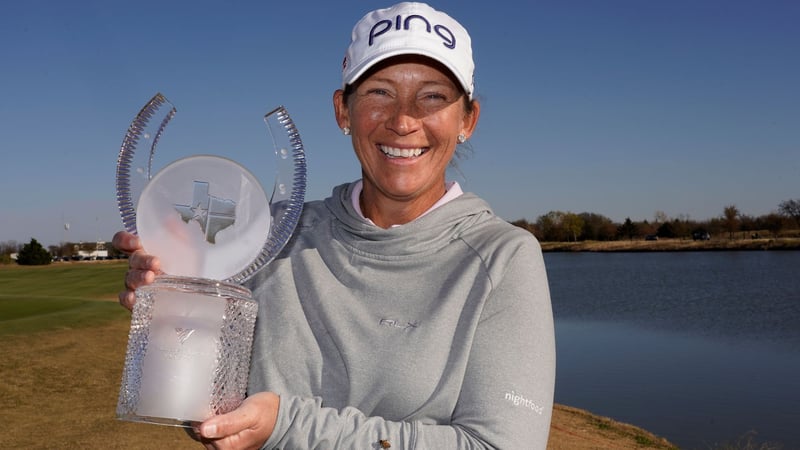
422, 92, 448, 102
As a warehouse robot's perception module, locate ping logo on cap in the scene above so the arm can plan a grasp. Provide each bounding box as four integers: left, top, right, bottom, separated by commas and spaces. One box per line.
369, 14, 456, 50
343, 3, 475, 98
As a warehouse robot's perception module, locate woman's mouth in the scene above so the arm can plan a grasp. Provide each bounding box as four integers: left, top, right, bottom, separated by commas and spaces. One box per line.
379, 145, 427, 158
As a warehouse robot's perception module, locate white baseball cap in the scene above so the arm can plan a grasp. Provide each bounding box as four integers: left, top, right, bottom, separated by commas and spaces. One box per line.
342, 2, 475, 99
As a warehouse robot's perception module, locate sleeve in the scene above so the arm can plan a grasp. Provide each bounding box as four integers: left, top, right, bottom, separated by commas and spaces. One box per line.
441, 237, 556, 449
262, 238, 556, 449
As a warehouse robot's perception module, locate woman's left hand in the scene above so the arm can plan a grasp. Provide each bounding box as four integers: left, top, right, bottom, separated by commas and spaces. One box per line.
197, 392, 280, 450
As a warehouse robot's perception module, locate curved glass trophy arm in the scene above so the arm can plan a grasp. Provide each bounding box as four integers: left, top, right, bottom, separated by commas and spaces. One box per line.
115, 95, 305, 428
229, 107, 307, 284
115, 94, 307, 283
116, 93, 176, 235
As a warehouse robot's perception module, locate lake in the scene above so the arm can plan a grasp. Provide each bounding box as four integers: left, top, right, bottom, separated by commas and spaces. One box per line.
545, 251, 800, 449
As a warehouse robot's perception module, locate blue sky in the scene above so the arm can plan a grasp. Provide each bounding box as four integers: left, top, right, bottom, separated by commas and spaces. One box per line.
1, 0, 798, 248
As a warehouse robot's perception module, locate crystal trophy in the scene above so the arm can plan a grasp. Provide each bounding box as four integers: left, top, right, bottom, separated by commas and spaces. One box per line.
114, 93, 306, 427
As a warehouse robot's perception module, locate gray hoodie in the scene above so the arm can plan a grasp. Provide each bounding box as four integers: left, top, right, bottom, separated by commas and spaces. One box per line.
247, 182, 555, 449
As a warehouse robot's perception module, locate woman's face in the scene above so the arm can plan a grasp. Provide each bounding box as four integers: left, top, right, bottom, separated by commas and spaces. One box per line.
334, 56, 479, 214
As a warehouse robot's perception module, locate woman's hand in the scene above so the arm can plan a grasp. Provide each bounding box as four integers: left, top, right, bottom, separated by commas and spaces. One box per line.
197, 392, 280, 450
112, 231, 161, 312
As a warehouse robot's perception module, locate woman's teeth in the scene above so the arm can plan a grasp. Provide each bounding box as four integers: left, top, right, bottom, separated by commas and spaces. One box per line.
380, 145, 425, 158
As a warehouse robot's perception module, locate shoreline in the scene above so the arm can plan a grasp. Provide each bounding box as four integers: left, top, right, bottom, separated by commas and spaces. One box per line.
540, 237, 800, 252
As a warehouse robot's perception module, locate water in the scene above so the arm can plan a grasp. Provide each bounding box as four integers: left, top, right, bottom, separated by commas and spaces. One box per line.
545, 251, 800, 449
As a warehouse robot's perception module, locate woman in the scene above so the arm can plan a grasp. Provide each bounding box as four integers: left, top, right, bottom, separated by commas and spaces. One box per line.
115, 2, 555, 448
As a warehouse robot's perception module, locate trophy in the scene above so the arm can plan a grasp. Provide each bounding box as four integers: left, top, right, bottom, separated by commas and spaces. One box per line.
114, 93, 306, 427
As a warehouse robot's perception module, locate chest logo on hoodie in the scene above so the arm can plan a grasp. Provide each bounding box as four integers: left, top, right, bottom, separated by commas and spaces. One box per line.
379, 318, 418, 331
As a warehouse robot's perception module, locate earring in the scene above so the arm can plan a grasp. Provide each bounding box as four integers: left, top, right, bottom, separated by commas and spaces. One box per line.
342, 127, 350, 136
457, 133, 467, 144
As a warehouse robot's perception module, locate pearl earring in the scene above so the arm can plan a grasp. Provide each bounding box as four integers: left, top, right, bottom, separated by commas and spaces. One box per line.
457, 133, 467, 144
342, 127, 350, 136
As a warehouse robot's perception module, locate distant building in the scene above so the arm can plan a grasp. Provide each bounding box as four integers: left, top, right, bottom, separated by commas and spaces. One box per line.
76, 241, 109, 260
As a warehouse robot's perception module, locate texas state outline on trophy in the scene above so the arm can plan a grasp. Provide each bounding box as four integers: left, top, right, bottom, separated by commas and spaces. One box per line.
114, 93, 307, 427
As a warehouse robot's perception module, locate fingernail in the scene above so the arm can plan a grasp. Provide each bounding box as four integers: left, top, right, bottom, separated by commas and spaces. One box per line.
202, 423, 217, 438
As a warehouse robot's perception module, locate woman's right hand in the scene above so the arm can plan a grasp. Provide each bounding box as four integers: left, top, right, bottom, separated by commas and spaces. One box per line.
112, 231, 161, 312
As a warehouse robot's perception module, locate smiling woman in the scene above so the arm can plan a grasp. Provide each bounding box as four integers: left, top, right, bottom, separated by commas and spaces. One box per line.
113, 3, 556, 449
334, 55, 479, 228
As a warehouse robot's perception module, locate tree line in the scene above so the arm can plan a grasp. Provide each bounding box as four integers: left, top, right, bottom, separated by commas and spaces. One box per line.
0, 239, 124, 265
510, 199, 800, 243
3, 199, 799, 264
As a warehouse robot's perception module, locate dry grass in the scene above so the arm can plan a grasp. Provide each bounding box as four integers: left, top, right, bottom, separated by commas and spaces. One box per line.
0, 315, 679, 449
0, 318, 197, 449
549, 404, 678, 450
0, 262, 679, 449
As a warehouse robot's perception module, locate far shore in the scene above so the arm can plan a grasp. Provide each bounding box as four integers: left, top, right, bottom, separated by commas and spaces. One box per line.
540, 237, 800, 252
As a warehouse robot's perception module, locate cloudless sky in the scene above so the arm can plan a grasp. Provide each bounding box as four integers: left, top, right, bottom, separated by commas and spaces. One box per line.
1, 0, 798, 248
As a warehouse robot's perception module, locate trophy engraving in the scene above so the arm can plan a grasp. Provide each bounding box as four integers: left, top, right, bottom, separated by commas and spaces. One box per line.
115, 93, 307, 427
175, 327, 196, 344
174, 181, 237, 244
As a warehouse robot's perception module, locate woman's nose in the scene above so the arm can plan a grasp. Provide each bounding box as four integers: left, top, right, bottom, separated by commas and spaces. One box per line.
385, 101, 421, 135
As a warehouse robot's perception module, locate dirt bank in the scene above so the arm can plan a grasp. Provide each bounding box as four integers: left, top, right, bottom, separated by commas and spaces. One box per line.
549, 404, 677, 449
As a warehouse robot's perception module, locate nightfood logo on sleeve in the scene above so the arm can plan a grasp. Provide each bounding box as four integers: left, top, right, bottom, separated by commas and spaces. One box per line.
505, 390, 544, 415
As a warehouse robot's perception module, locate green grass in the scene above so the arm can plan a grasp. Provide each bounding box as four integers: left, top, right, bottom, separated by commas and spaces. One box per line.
0, 262, 130, 336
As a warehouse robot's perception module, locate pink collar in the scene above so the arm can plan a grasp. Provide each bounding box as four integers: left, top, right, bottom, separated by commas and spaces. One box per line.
351, 180, 463, 227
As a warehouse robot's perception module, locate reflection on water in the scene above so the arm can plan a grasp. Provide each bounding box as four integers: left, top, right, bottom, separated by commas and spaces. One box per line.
545, 251, 800, 449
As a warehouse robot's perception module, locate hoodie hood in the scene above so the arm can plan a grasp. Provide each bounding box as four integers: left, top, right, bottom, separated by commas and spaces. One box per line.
320, 182, 494, 258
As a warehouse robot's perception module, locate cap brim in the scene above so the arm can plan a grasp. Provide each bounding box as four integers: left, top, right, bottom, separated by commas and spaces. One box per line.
343, 49, 472, 99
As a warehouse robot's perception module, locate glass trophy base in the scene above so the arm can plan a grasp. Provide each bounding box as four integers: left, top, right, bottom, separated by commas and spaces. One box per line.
116, 276, 258, 428
117, 414, 200, 429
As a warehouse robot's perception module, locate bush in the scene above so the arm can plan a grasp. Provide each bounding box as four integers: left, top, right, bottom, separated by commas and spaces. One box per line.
16, 238, 52, 266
